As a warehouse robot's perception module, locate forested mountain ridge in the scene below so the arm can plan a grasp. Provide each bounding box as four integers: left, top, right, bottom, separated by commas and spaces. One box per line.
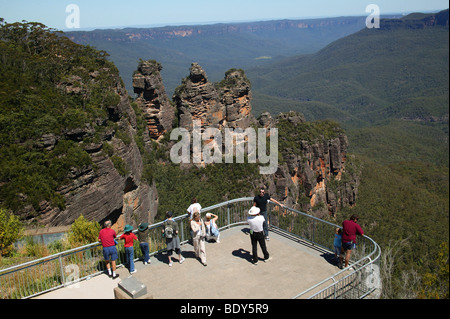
65, 15, 383, 95
249, 9, 449, 128
248, 9, 449, 168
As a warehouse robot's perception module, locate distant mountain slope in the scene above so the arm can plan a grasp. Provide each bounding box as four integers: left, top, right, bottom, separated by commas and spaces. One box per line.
66, 16, 381, 95
248, 10, 449, 127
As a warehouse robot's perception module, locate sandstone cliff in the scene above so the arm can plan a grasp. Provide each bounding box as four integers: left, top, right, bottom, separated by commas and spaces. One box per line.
173, 63, 256, 132
262, 112, 359, 218
133, 60, 175, 143
26, 67, 158, 231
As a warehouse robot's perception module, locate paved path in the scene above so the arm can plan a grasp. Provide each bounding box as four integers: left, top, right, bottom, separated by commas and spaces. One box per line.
35, 226, 340, 299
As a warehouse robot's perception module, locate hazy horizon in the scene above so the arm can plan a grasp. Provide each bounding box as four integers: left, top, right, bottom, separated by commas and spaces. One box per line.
1, 0, 448, 31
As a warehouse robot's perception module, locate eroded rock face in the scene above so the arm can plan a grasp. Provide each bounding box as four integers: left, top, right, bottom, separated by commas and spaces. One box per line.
173, 63, 226, 131
133, 60, 175, 142
262, 112, 359, 218
30, 68, 159, 230
173, 63, 257, 132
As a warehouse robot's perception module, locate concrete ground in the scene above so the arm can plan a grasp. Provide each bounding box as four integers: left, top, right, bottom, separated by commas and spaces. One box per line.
34, 226, 341, 299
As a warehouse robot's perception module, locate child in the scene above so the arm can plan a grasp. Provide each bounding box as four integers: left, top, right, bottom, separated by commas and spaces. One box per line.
162, 211, 185, 267
120, 224, 138, 274
333, 227, 342, 267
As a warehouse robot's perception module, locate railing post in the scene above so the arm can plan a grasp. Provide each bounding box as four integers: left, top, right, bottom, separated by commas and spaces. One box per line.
59, 255, 65, 287
227, 204, 231, 229
312, 220, 315, 246
180, 220, 185, 242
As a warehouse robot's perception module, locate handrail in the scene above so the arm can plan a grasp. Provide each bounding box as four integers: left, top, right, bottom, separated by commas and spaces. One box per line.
266, 201, 382, 299
0, 197, 381, 299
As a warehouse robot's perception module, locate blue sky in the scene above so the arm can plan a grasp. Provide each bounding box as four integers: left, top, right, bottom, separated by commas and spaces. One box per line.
1, 0, 448, 30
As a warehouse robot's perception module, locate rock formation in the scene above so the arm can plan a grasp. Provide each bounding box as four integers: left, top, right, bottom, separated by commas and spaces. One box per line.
173, 63, 257, 132
28, 67, 158, 231
133, 60, 175, 143
262, 112, 359, 218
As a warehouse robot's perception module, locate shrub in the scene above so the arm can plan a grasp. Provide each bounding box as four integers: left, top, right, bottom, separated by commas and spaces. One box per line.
67, 215, 100, 246
0, 208, 24, 256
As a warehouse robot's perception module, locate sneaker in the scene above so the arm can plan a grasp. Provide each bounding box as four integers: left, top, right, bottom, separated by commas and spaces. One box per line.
265, 236, 270, 241
130, 270, 137, 274
169, 261, 173, 267
179, 257, 185, 264
112, 274, 119, 279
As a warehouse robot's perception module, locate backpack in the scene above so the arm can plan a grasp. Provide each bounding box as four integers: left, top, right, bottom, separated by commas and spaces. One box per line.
164, 223, 174, 239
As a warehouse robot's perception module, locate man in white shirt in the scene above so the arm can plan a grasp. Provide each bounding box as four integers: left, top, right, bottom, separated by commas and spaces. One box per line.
247, 206, 270, 264
187, 197, 202, 219
187, 197, 202, 242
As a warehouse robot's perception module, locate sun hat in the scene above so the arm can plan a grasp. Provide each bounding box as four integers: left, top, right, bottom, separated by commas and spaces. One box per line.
248, 206, 260, 216
124, 224, 134, 233
138, 223, 149, 232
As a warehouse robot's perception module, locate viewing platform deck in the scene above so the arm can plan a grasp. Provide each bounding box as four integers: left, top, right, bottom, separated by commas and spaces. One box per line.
2, 198, 381, 300
34, 225, 342, 299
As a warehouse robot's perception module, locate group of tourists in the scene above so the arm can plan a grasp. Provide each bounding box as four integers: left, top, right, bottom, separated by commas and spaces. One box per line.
98, 186, 364, 279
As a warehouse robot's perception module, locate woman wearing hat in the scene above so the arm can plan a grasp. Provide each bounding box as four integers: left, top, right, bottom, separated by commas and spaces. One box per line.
120, 225, 138, 274
138, 223, 151, 265
247, 206, 270, 264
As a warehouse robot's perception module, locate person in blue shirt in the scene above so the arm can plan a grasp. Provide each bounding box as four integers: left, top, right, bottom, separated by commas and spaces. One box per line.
333, 227, 342, 267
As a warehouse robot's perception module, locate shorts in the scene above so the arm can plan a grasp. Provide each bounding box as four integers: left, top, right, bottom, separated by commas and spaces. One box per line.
334, 246, 341, 256
103, 246, 118, 261
167, 248, 181, 256
342, 241, 356, 251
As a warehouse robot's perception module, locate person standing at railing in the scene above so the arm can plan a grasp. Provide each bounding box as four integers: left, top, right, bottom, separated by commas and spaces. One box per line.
120, 225, 138, 274
98, 220, 119, 279
333, 228, 343, 267
187, 197, 202, 220
163, 211, 185, 267
191, 210, 207, 266
187, 197, 202, 242
138, 223, 151, 265
247, 206, 270, 264
253, 186, 284, 241
340, 214, 364, 269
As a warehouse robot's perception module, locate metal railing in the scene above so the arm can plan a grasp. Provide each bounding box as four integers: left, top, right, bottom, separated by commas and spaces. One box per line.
267, 204, 382, 299
0, 197, 381, 299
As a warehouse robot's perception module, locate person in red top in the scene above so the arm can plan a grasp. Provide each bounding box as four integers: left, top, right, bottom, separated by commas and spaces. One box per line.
340, 214, 364, 269
120, 224, 138, 274
98, 220, 119, 279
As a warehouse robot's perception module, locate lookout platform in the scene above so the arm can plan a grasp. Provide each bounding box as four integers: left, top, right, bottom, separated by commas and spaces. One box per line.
35, 225, 342, 299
